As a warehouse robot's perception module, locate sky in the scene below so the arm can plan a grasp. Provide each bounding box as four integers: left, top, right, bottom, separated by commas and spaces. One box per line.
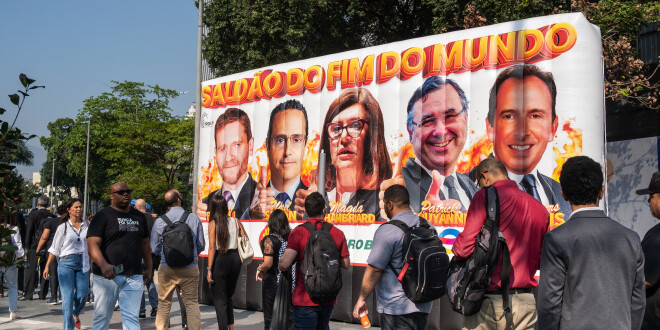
0, 1, 199, 180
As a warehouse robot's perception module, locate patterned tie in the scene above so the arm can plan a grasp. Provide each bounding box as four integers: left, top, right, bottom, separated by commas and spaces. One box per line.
444, 176, 465, 212
222, 190, 234, 204
276, 192, 289, 205
522, 174, 541, 202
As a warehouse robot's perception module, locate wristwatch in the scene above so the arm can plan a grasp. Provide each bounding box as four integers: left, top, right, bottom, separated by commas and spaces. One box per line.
207, 266, 212, 271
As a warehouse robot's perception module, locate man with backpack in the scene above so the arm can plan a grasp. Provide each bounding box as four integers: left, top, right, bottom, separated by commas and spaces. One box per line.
150, 189, 205, 330
452, 158, 549, 329
353, 184, 443, 329
279, 192, 350, 330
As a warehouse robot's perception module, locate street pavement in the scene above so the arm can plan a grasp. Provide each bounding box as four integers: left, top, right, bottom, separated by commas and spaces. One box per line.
0, 292, 365, 329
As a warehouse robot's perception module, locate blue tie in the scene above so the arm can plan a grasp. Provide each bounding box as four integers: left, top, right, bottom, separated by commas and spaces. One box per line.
522, 174, 541, 202
276, 192, 289, 205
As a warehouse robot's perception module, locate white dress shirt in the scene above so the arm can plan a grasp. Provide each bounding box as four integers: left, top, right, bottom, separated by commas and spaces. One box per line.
48, 219, 90, 272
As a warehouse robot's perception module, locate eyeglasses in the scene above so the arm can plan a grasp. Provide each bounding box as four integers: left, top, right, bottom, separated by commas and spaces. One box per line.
410, 109, 466, 130
112, 189, 133, 195
270, 134, 307, 149
326, 119, 368, 140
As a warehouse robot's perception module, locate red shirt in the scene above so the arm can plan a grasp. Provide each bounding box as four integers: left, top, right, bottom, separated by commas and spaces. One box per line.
453, 180, 550, 291
287, 218, 350, 306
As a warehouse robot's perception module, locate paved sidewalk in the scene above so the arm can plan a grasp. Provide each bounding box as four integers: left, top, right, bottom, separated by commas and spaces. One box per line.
0, 293, 364, 329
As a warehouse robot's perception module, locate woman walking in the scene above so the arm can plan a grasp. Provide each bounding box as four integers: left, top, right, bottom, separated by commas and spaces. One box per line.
44, 198, 90, 329
1, 211, 25, 320
207, 194, 243, 330
256, 209, 293, 330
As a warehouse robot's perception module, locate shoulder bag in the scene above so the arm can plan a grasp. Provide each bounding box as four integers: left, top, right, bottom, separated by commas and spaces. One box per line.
235, 218, 254, 265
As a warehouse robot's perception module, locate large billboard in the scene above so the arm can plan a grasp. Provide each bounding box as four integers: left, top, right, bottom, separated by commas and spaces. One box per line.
195, 13, 604, 265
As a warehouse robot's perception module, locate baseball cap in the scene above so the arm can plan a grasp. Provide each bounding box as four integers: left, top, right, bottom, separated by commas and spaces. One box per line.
636, 171, 660, 195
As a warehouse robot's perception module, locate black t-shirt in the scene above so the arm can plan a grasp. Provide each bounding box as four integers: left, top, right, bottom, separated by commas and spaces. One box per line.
642, 222, 660, 329
87, 206, 148, 276
43, 217, 60, 250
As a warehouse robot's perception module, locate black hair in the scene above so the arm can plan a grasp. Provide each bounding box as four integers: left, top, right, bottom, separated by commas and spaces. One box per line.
383, 184, 410, 207
59, 198, 83, 225
266, 100, 308, 148
559, 156, 603, 206
208, 193, 230, 254
56, 204, 66, 217
267, 209, 291, 240
304, 192, 326, 218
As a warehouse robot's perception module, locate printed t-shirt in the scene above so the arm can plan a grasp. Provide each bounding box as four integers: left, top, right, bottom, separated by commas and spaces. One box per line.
87, 206, 148, 276
286, 218, 349, 306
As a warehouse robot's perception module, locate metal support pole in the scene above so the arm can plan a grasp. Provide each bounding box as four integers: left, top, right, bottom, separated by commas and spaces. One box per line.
192, 0, 203, 214
82, 120, 90, 220
50, 157, 55, 211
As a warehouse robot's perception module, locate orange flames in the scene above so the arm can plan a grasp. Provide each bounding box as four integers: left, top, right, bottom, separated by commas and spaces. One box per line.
552, 121, 583, 181
456, 134, 493, 174
196, 159, 222, 204
301, 132, 321, 187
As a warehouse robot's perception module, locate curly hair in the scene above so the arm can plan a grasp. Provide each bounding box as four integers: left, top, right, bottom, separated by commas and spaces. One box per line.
559, 156, 603, 206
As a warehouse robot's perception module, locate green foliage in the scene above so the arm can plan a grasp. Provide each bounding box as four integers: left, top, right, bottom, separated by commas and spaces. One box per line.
41, 81, 194, 213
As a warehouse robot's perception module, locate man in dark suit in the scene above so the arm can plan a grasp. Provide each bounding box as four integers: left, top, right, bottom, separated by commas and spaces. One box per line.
399, 76, 478, 213
537, 156, 645, 329
21, 195, 54, 300
249, 100, 309, 219
486, 64, 571, 217
197, 108, 257, 220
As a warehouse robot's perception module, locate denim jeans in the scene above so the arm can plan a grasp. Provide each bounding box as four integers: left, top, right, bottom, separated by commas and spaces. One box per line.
92, 273, 143, 330
58, 254, 90, 330
292, 305, 334, 330
1, 265, 18, 312
139, 279, 158, 312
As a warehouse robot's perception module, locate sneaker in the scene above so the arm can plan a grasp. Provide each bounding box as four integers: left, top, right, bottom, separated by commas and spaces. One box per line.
74, 315, 81, 329
114, 305, 120, 311
9, 312, 17, 320
150, 308, 157, 317
47, 298, 58, 305
139, 311, 146, 319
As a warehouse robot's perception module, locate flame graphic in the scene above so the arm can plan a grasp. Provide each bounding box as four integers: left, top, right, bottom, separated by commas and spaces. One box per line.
196, 158, 223, 204
552, 121, 582, 181
391, 142, 415, 173
456, 134, 493, 174
301, 132, 321, 187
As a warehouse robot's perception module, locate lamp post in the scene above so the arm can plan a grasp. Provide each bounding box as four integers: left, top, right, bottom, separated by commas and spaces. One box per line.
82, 120, 90, 220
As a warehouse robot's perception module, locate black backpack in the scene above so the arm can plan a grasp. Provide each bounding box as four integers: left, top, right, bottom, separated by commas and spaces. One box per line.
446, 186, 512, 317
386, 217, 449, 303
301, 221, 342, 304
161, 212, 195, 268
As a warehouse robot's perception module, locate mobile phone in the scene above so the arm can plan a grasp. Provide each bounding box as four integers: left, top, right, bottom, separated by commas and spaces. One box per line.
113, 264, 124, 275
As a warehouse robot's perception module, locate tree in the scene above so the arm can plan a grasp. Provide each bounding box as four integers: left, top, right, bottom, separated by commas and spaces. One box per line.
201, 0, 660, 110
41, 81, 194, 212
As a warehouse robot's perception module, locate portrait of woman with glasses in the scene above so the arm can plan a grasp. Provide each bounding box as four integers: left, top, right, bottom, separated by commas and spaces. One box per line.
317, 88, 392, 220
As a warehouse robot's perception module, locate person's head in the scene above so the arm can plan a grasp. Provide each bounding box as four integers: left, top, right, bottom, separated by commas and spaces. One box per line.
37, 195, 49, 208
134, 199, 147, 212
320, 88, 391, 190
636, 171, 660, 219
59, 198, 83, 225
383, 184, 410, 219
56, 204, 66, 217
487, 64, 558, 175
164, 190, 182, 208
266, 100, 308, 190
559, 156, 604, 207
474, 158, 509, 188
304, 192, 326, 218
109, 182, 133, 210
406, 77, 469, 176
267, 209, 291, 240
208, 192, 230, 253
214, 108, 254, 188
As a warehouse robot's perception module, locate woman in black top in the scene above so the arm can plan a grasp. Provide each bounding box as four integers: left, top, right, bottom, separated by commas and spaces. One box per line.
256, 209, 293, 330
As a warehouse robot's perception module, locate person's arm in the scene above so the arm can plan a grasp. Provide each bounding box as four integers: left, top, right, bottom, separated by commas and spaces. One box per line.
36, 228, 50, 252
141, 237, 152, 282
87, 236, 115, 279
43, 253, 56, 280
195, 216, 205, 252
150, 220, 162, 257
341, 257, 351, 269
352, 264, 383, 318
452, 190, 486, 259
278, 248, 298, 272
631, 241, 646, 330
11, 226, 25, 260
537, 233, 565, 329
207, 220, 215, 283
257, 256, 274, 281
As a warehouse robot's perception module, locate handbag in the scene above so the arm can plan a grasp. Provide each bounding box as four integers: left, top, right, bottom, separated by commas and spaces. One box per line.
270, 270, 293, 330
235, 218, 254, 265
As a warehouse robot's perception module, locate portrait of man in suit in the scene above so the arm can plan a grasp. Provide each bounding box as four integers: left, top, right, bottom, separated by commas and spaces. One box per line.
196, 108, 257, 220
402, 76, 478, 213
250, 100, 309, 219
486, 64, 571, 216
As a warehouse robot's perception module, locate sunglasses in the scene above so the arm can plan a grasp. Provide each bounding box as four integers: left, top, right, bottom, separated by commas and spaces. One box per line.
112, 189, 133, 195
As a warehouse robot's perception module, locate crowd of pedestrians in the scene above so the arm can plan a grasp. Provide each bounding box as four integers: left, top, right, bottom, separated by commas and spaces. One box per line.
3, 154, 660, 330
